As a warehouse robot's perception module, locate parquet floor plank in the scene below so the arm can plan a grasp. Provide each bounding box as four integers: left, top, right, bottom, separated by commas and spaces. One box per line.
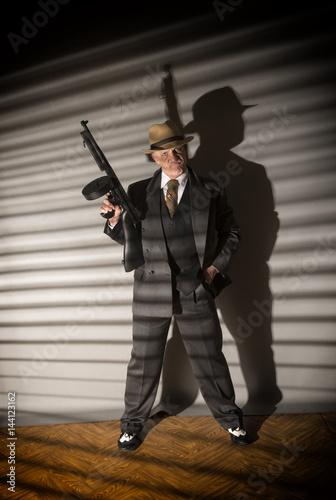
1, 413, 335, 499
322, 412, 336, 440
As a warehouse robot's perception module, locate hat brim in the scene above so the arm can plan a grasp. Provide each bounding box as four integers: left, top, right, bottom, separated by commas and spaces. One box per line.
142, 136, 194, 154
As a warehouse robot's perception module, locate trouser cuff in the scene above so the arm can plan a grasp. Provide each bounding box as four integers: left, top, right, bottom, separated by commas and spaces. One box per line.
120, 421, 144, 434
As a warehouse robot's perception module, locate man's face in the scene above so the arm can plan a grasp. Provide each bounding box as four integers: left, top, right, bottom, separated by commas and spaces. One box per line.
151, 145, 187, 179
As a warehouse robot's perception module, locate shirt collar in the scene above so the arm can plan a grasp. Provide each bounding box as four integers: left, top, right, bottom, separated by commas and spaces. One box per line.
161, 169, 188, 189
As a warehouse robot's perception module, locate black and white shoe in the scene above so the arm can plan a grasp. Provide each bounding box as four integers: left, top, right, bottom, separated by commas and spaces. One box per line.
228, 427, 251, 445
118, 432, 142, 452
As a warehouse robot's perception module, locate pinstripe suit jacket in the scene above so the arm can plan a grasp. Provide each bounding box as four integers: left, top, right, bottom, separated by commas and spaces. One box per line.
105, 166, 240, 317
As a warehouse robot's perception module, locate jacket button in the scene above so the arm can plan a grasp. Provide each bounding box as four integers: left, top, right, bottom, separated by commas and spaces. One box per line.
121, 260, 125, 265
145, 249, 149, 253
149, 270, 154, 275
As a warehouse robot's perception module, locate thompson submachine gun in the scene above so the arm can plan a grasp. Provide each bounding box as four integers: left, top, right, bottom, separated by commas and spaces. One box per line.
80, 120, 144, 272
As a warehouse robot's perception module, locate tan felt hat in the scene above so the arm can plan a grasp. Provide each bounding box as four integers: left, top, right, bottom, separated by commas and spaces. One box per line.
142, 120, 193, 154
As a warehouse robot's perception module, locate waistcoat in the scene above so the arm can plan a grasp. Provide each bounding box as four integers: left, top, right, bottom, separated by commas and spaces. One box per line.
160, 181, 202, 295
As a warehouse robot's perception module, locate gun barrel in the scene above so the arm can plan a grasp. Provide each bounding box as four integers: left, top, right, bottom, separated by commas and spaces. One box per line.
81, 120, 142, 227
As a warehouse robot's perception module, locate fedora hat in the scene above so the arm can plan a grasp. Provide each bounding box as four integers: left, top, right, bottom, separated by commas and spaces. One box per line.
142, 120, 193, 154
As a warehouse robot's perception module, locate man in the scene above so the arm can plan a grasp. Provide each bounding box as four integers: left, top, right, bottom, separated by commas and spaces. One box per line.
101, 120, 250, 451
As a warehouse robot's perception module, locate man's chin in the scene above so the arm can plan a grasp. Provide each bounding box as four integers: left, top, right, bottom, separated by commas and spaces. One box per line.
171, 163, 186, 173
162, 163, 186, 178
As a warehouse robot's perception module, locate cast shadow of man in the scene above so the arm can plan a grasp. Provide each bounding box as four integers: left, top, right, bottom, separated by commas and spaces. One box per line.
149, 68, 282, 433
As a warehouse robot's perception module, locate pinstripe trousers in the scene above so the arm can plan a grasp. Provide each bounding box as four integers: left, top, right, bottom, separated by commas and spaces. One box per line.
120, 283, 243, 434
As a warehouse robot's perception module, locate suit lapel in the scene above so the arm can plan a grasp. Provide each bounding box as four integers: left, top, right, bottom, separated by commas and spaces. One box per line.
144, 169, 169, 261
188, 168, 210, 268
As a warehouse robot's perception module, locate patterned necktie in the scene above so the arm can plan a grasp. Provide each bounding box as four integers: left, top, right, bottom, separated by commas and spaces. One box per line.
166, 179, 179, 218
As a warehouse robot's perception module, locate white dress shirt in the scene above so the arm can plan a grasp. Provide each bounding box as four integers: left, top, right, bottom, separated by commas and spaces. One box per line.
161, 170, 188, 204
108, 170, 189, 229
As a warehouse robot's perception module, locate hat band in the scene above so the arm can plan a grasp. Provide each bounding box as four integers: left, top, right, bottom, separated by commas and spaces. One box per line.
150, 135, 184, 150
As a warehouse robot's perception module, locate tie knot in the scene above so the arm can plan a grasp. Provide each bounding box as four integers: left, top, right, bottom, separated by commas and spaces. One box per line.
167, 179, 179, 190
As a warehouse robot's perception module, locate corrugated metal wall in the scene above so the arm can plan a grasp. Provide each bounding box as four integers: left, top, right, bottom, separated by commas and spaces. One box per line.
0, 9, 335, 426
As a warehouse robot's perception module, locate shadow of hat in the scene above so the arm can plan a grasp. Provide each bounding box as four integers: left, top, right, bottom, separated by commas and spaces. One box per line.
184, 87, 256, 133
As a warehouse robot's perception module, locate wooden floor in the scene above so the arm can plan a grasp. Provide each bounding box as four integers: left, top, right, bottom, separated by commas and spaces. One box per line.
1, 412, 335, 499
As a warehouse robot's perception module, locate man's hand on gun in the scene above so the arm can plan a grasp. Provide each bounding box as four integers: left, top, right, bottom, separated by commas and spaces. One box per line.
100, 192, 123, 226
